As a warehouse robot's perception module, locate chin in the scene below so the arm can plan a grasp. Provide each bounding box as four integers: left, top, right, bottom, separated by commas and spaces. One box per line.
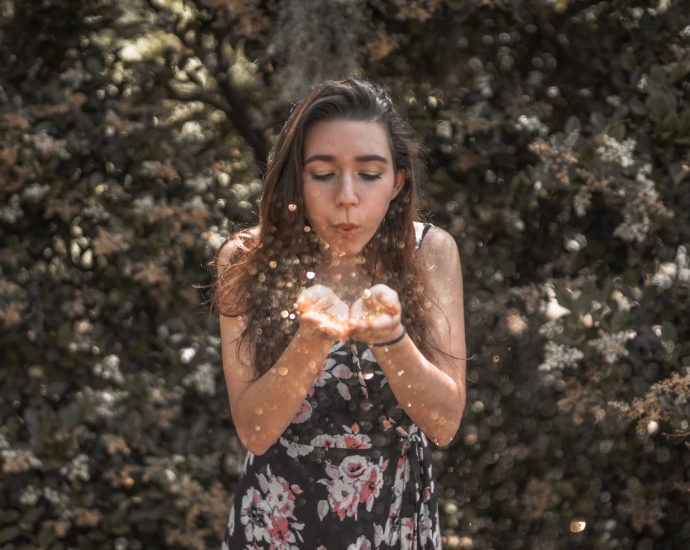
332, 246, 364, 258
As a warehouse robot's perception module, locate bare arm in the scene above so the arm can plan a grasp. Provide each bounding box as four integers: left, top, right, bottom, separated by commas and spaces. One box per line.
350, 226, 467, 446
217, 236, 347, 455
221, 314, 334, 455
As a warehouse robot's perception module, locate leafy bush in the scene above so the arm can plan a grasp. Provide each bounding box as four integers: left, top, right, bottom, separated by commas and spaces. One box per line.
1, 0, 688, 547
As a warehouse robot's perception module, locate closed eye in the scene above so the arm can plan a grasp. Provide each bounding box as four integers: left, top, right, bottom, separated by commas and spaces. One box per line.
312, 173, 335, 181
360, 173, 383, 181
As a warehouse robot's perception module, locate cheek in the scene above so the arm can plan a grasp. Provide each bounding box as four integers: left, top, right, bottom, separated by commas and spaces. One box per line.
301, 187, 325, 225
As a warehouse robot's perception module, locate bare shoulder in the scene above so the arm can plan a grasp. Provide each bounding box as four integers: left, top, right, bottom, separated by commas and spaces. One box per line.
216, 226, 259, 266
416, 224, 466, 363
417, 224, 461, 271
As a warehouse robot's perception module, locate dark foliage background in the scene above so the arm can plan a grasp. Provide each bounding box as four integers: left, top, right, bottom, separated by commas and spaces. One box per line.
1, 0, 689, 548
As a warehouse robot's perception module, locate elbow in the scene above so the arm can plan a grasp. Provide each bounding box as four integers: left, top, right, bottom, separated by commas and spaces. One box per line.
436, 420, 462, 448
235, 423, 271, 456
435, 401, 465, 448
431, 430, 456, 448
238, 432, 269, 456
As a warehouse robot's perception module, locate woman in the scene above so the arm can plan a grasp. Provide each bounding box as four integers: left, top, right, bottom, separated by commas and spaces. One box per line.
212, 79, 466, 549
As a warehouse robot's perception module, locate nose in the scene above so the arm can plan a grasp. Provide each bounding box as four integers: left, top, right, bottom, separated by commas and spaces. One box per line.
335, 172, 359, 208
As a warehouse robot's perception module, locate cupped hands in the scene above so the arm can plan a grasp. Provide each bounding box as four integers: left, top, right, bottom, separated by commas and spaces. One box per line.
295, 284, 403, 344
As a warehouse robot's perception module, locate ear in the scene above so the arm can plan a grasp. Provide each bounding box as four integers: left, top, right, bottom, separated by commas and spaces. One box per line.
391, 168, 405, 200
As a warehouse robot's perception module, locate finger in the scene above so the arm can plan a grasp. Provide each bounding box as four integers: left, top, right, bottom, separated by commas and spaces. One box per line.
369, 284, 400, 304
366, 315, 399, 332
302, 313, 348, 338
296, 287, 326, 312
349, 299, 365, 319
370, 295, 399, 315
361, 289, 398, 314
319, 317, 350, 338
299, 294, 336, 315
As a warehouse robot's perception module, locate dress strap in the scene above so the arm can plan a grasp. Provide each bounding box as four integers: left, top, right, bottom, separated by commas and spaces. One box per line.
415, 222, 433, 251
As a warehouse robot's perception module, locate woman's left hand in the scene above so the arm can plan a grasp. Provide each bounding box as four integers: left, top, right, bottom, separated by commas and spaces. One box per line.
348, 284, 403, 344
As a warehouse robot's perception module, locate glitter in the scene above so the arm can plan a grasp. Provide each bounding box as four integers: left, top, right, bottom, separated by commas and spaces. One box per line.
269, 260, 277, 268
304, 225, 311, 232
306, 271, 316, 280
288, 203, 297, 212
281, 310, 289, 318
277, 367, 288, 376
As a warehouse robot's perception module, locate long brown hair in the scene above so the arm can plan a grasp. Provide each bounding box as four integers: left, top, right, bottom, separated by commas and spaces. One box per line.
210, 79, 436, 381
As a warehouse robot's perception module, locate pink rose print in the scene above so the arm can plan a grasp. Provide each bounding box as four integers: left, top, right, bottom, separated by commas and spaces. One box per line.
292, 400, 313, 424
311, 434, 338, 449
329, 477, 361, 520
240, 487, 272, 545
317, 455, 389, 523
400, 517, 415, 550
339, 455, 369, 484
359, 458, 388, 511
239, 466, 304, 548
267, 513, 304, 550
338, 423, 372, 449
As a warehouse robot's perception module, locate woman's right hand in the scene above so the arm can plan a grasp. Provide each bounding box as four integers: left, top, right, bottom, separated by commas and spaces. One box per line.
295, 284, 349, 341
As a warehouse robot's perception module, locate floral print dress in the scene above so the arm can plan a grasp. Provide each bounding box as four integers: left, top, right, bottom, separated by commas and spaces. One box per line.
222, 222, 440, 550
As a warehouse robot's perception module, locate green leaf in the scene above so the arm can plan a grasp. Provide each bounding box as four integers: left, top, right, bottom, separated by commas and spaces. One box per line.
669, 162, 690, 185
565, 115, 581, 134
668, 60, 690, 84
0, 526, 21, 544
648, 64, 667, 84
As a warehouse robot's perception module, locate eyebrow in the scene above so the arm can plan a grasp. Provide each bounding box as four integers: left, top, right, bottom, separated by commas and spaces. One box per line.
304, 154, 389, 165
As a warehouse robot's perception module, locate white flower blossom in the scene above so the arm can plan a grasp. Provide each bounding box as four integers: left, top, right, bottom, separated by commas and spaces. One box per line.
613, 164, 660, 243
0, 194, 23, 224
516, 114, 548, 136
83, 387, 129, 419
675, 245, 690, 286
588, 329, 636, 364
538, 341, 584, 371
185, 174, 213, 193
538, 319, 564, 338
183, 362, 216, 396
652, 245, 690, 289
43, 487, 64, 506
19, 485, 41, 506
22, 183, 50, 203
26, 130, 71, 160
93, 354, 124, 385
60, 453, 90, 483
596, 135, 636, 168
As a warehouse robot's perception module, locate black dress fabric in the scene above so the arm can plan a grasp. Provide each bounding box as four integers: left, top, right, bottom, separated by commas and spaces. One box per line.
222, 222, 440, 549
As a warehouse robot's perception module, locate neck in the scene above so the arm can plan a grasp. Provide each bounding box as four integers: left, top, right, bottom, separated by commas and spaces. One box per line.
313, 246, 378, 297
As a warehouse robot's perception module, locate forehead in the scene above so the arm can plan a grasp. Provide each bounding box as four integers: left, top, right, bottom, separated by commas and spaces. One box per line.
303, 119, 392, 161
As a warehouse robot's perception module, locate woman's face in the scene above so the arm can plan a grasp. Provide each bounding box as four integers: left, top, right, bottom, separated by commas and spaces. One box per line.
301, 118, 404, 258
